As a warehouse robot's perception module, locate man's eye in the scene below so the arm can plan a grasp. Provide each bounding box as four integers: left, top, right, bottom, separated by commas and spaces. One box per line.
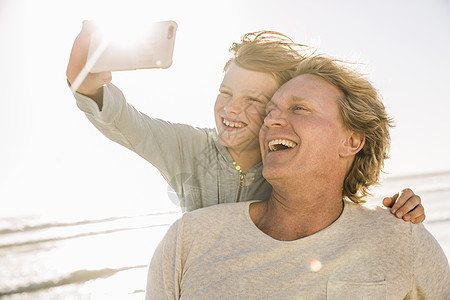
294, 106, 305, 111
219, 91, 231, 96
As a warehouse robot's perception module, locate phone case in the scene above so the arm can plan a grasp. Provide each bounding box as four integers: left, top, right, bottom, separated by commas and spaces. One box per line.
87, 20, 177, 73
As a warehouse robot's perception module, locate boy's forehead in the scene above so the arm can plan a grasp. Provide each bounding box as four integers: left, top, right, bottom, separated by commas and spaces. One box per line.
221, 82, 273, 100
222, 62, 278, 87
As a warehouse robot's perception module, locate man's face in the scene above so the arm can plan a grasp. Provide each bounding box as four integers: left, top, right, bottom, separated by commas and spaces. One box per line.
214, 62, 279, 155
259, 74, 349, 183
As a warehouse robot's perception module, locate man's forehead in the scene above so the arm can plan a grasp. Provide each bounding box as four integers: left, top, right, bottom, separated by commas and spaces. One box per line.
267, 95, 310, 108
270, 74, 342, 104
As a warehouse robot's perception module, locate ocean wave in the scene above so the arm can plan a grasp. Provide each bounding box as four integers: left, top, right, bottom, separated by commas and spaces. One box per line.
0, 211, 178, 235
382, 169, 450, 181
0, 222, 170, 249
0, 265, 147, 296
426, 216, 450, 224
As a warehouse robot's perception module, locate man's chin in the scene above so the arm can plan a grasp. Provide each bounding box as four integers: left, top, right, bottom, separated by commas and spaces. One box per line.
262, 167, 285, 182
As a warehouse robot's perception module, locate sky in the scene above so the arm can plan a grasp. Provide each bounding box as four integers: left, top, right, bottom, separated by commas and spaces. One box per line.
0, 0, 449, 218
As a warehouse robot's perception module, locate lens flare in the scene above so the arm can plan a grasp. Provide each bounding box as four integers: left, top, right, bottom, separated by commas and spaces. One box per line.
70, 19, 157, 94
309, 259, 322, 272
95, 18, 150, 45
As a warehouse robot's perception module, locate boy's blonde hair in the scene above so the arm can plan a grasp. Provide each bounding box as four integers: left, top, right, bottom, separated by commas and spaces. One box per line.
293, 55, 394, 203
224, 31, 311, 86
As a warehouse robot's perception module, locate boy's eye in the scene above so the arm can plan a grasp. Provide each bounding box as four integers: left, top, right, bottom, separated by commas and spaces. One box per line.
248, 97, 262, 103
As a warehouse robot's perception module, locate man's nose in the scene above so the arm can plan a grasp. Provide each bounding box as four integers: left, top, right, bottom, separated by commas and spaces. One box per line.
264, 107, 288, 127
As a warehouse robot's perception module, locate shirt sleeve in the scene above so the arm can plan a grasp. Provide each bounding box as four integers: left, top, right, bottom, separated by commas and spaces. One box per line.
409, 223, 450, 298
73, 83, 211, 189
146, 219, 183, 300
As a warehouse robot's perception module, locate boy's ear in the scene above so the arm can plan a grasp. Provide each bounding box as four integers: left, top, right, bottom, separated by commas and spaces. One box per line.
340, 131, 365, 157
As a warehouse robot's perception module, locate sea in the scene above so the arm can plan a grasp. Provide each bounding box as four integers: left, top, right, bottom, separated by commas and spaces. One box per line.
1, 170, 449, 299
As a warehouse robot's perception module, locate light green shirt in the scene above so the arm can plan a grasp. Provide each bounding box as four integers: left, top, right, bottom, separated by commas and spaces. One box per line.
74, 83, 272, 211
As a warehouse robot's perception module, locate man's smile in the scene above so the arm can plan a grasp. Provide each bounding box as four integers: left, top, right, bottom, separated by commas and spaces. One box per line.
267, 138, 298, 152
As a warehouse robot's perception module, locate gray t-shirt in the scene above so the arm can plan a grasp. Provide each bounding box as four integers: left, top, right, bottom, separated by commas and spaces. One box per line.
146, 200, 450, 299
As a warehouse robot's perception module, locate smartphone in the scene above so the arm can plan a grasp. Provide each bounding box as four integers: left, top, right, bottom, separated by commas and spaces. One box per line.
87, 20, 177, 73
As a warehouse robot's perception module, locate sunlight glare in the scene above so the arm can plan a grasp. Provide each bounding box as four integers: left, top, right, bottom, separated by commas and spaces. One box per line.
309, 259, 322, 272
70, 17, 158, 94
95, 17, 151, 45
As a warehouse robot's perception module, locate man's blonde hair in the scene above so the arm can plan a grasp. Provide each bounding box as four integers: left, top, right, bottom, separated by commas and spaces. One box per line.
224, 31, 311, 86
293, 55, 394, 203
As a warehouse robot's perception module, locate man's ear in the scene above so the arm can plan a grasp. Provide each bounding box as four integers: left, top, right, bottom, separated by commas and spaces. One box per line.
340, 131, 365, 157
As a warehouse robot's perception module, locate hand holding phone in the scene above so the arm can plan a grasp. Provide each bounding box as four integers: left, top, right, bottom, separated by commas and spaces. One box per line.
67, 20, 113, 96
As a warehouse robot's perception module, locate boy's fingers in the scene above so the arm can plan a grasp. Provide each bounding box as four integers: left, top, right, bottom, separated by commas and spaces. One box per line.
81, 19, 99, 34
394, 194, 421, 219
80, 72, 111, 91
382, 194, 397, 208
410, 214, 426, 224
66, 21, 92, 84
67, 20, 109, 95
402, 203, 425, 222
96, 72, 112, 85
390, 188, 414, 215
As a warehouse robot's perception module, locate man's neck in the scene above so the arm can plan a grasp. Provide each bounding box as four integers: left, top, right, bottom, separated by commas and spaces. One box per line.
250, 186, 344, 241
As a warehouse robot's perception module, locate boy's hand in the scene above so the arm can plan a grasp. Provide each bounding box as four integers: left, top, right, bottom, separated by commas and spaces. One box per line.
66, 20, 112, 98
383, 188, 425, 223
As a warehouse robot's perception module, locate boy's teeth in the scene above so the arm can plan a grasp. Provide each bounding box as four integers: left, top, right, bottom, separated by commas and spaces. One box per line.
268, 139, 297, 151
223, 119, 243, 128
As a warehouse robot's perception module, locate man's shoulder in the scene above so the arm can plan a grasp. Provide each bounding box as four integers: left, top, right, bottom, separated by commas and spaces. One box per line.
177, 202, 252, 242
338, 201, 415, 259
344, 200, 411, 230
346, 199, 394, 216
183, 202, 249, 223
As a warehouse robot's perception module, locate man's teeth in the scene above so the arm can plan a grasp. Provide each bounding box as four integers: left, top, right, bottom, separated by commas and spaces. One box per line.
268, 139, 297, 152
223, 119, 244, 128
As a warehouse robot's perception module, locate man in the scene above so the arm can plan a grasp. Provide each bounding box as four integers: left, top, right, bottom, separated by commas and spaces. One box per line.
146, 55, 450, 299
67, 22, 425, 220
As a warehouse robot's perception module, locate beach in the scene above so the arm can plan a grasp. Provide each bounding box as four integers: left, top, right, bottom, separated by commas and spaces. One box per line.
0, 170, 449, 299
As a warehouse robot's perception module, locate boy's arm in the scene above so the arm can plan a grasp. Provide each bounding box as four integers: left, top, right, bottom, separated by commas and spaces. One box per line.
383, 188, 425, 223
66, 21, 209, 197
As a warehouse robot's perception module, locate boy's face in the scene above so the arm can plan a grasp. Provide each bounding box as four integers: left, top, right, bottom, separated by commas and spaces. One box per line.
214, 62, 279, 156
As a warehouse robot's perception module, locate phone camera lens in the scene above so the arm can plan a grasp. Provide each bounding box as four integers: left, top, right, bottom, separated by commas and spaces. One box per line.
167, 26, 174, 39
